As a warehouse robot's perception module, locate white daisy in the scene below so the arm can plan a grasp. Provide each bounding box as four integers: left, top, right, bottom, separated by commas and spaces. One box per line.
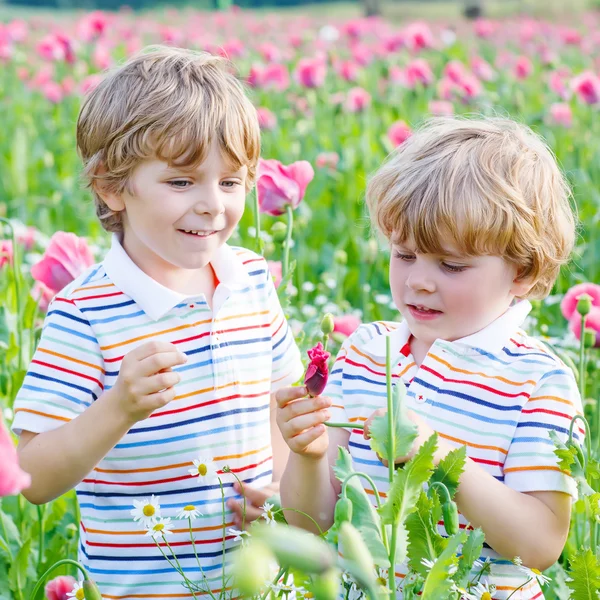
188, 457, 218, 484
228, 527, 251, 545
260, 501, 277, 526
177, 505, 201, 520
451, 584, 477, 600
131, 495, 161, 526
512, 556, 523, 566
518, 565, 551, 586
269, 582, 304, 595
421, 558, 435, 571
66, 581, 85, 600
145, 517, 174, 539
471, 582, 496, 600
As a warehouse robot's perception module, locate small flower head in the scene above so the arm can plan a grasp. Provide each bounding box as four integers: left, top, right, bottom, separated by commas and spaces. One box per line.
519, 565, 551, 586
511, 556, 523, 566
261, 501, 277, 526
66, 581, 85, 600
421, 557, 435, 571
472, 581, 495, 600
177, 505, 201, 520
188, 457, 218, 483
228, 527, 251, 546
145, 517, 174, 539
131, 495, 161, 526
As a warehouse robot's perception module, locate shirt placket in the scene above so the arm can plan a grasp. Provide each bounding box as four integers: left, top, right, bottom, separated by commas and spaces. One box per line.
210, 294, 235, 391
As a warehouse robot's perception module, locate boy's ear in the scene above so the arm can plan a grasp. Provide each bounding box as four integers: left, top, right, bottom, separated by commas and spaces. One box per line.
93, 163, 126, 212
511, 273, 536, 298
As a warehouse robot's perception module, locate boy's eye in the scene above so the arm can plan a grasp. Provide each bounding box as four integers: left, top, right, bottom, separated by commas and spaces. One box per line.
221, 180, 241, 188
393, 251, 415, 261
168, 180, 191, 188
442, 262, 467, 273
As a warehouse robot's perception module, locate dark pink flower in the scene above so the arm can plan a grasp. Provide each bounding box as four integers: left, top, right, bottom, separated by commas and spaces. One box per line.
333, 315, 361, 338
31, 232, 95, 294
268, 261, 282, 288
257, 159, 314, 216
571, 71, 600, 105
561, 283, 600, 320
403, 21, 434, 51
514, 56, 533, 80
257, 107, 277, 131
388, 121, 412, 147
42, 81, 63, 104
45, 575, 76, 600
336, 60, 359, 82
0, 419, 30, 497
405, 58, 434, 87
569, 307, 600, 348
345, 87, 371, 113
470, 56, 496, 82
0, 240, 13, 269
294, 57, 326, 89
304, 342, 330, 397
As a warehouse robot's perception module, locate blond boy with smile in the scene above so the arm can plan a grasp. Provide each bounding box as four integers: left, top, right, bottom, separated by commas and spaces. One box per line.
277, 118, 583, 599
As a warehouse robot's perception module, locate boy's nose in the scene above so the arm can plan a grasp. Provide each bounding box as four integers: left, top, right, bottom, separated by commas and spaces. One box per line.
193, 187, 225, 217
405, 270, 436, 293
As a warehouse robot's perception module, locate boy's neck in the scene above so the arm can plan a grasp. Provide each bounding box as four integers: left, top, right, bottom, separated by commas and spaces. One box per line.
409, 336, 430, 367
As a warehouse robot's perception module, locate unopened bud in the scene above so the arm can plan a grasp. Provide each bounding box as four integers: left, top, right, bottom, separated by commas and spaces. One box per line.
339, 522, 376, 577
83, 580, 103, 600
311, 569, 340, 600
233, 541, 273, 597
321, 313, 334, 336
271, 221, 287, 243
577, 293, 593, 317
334, 249, 347, 265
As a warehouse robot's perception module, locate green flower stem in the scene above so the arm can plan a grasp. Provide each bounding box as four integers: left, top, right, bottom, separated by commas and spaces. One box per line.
325, 422, 364, 430
385, 334, 397, 597
253, 187, 263, 255
37, 504, 45, 573
341, 472, 383, 510
187, 517, 216, 600
323, 333, 330, 353
222, 466, 247, 531
155, 536, 200, 600
30, 559, 90, 600
568, 414, 592, 470
259, 566, 286, 600
579, 313, 586, 402
279, 507, 325, 536
428, 482, 452, 504
282, 204, 294, 280
0, 217, 23, 372
505, 577, 533, 600
219, 477, 227, 597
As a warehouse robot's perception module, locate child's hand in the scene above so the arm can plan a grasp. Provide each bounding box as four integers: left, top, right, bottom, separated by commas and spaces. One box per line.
111, 341, 188, 424
363, 408, 450, 465
227, 481, 279, 530
275, 385, 332, 459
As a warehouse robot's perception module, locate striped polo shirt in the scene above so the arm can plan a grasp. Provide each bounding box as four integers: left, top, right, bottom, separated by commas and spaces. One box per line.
12, 235, 303, 599
325, 300, 583, 599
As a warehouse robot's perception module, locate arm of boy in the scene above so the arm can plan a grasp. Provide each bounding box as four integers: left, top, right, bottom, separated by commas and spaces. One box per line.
275, 385, 348, 534
364, 407, 572, 572
18, 341, 187, 505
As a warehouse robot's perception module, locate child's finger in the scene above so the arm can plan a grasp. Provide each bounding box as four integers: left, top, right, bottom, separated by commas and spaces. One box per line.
287, 425, 326, 454
142, 370, 181, 394
232, 482, 275, 507
130, 341, 182, 361
274, 386, 308, 407
139, 350, 187, 377
227, 498, 263, 527
280, 396, 331, 422
282, 410, 330, 439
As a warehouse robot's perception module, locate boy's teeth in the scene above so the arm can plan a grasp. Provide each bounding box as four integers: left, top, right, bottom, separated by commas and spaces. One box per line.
183, 230, 213, 236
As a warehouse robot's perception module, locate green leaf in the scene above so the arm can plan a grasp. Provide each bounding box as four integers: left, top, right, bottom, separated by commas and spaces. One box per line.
0, 508, 21, 548
431, 446, 467, 500
566, 548, 600, 600
332, 447, 389, 568
379, 435, 437, 564
369, 382, 418, 463
455, 528, 485, 588
8, 536, 34, 594
421, 531, 467, 600
406, 491, 447, 575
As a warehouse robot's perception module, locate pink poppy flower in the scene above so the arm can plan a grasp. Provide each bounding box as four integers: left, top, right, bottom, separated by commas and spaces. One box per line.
0, 240, 13, 269
345, 87, 371, 113
294, 57, 327, 89
315, 152, 339, 171
31, 280, 55, 313
561, 283, 600, 320
333, 315, 361, 338
0, 419, 30, 497
257, 107, 277, 131
45, 576, 76, 600
405, 58, 434, 87
304, 342, 330, 397
31, 231, 95, 294
428, 100, 454, 116
547, 103, 573, 128
571, 71, 600, 105
256, 159, 314, 216
388, 121, 412, 147
268, 261, 282, 289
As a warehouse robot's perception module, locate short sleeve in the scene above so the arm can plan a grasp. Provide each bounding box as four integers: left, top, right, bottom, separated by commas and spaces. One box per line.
266, 269, 303, 392
11, 297, 105, 436
503, 367, 584, 498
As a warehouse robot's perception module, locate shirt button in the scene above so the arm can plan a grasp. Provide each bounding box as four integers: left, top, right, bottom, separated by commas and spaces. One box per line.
416, 394, 427, 404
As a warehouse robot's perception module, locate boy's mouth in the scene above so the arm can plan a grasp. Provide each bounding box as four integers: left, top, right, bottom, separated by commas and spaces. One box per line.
407, 304, 443, 320
178, 229, 218, 238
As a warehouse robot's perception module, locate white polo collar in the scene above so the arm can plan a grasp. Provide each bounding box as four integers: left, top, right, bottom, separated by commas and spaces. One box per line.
102, 234, 251, 321
365, 299, 532, 358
